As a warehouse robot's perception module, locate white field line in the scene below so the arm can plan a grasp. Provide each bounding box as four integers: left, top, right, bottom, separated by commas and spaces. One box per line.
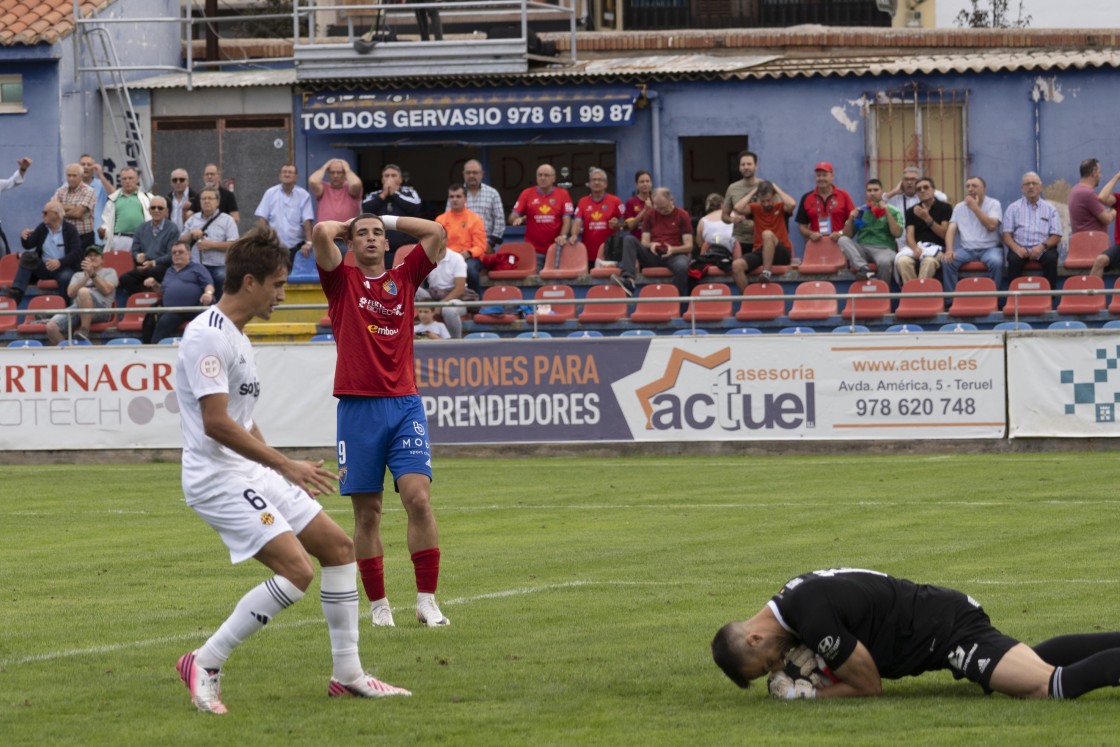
0, 580, 665, 669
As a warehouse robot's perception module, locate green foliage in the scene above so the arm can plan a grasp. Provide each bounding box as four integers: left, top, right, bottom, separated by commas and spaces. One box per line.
955, 0, 1032, 28
1, 453, 1118, 746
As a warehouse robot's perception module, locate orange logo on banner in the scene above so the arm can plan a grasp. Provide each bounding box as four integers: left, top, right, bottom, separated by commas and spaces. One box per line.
634, 347, 732, 429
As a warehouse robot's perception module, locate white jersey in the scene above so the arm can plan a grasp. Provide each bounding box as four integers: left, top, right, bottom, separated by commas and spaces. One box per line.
177, 306, 265, 503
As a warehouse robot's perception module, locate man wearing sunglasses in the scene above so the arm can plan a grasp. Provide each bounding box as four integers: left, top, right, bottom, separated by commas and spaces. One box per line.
118, 196, 181, 296
168, 169, 197, 232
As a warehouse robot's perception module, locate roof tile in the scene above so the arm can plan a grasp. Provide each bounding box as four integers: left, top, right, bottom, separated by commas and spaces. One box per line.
0, 0, 110, 47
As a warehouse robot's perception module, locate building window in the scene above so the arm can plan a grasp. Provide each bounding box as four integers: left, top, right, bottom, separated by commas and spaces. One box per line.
867, 87, 968, 203
0, 75, 25, 113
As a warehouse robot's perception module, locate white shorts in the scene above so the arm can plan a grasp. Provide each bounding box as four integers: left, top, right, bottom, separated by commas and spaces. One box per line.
189, 469, 323, 564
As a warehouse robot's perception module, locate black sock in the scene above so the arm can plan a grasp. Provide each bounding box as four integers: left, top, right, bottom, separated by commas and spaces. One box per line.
1034, 633, 1120, 666
1048, 649, 1120, 699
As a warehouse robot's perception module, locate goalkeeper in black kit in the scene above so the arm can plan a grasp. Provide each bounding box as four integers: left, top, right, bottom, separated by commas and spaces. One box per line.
712, 568, 1120, 700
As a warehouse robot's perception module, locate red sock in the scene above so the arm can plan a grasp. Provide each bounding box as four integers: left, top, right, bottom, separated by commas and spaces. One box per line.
357, 556, 385, 602
411, 548, 440, 594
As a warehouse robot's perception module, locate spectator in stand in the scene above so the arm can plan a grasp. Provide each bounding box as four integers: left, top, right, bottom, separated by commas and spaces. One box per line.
722, 150, 761, 250
1095, 163, 1120, 247
1069, 158, 1114, 235
509, 163, 574, 272
898, 176, 952, 283
182, 187, 239, 299
795, 162, 856, 247
54, 162, 97, 249
616, 187, 692, 299
414, 305, 450, 340
78, 154, 114, 242
456, 159, 505, 251
309, 158, 362, 223
884, 166, 949, 252
118, 196, 180, 296
362, 163, 424, 253
943, 176, 1003, 295
100, 166, 152, 253
1002, 171, 1062, 288
167, 168, 196, 232
730, 181, 796, 289
255, 164, 315, 263
568, 167, 624, 266
143, 240, 214, 344
189, 163, 239, 224
415, 234, 470, 339
838, 179, 903, 283
3, 200, 82, 304
697, 192, 735, 251
435, 183, 486, 296
45, 245, 118, 345
0, 158, 31, 245
622, 169, 654, 240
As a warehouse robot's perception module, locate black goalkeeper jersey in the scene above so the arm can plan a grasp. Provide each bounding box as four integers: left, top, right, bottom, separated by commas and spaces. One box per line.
768, 568, 980, 679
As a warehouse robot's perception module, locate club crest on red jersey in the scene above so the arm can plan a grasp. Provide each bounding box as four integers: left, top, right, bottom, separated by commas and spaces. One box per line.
382, 278, 398, 295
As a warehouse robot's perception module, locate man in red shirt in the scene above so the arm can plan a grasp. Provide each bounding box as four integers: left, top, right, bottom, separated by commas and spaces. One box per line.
616, 187, 693, 298
794, 162, 856, 245
567, 167, 624, 265
729, 180, 797, 290
312, 211, 451, 629
508, 164, 573, 271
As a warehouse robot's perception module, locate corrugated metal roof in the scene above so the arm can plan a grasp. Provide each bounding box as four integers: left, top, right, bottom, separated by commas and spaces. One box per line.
129, 69, 296, 90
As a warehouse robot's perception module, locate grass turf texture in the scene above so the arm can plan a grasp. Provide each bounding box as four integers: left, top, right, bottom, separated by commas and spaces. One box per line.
1, 453, 1118, 746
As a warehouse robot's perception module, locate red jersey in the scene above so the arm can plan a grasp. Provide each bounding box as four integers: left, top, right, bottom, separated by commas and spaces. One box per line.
574, 193, 624, 262
624, 195, 649, 238
795, 188, 856, 235
641, 207, 693, 248
748, 202, 792, 249
318, 246, 434, 397
512, 187, 573, 254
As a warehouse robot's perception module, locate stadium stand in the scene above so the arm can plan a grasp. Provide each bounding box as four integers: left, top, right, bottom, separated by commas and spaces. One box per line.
673, 328, 709, 335
895, 278, 945, 320
16, 295, 65, 335
629, 284, 680, 324
1049, 320, 1087, 330
0, 253, 17, 289
778, 326, 814, 333
734, 282, 785, 322
832, 324, 870, 333
682, 283, 732, 323
947, 277, 998, 318
58, 338, 93, 347
940, 322, 979, 332
797, 237, 847, 275
1102, 320, 1120, 330
486, 242, 536, 281
106, 337, 142, 345
101, 249, 134, 279
620, 329, 656, 336
517, 330, 552, 338
1005, 277, 1052, 317
310, 333, 335, 342
1057, 275, 1106, 316
1064, 231, 1111, 270
841, 279, 890, 323
993, 321, 1032, 331
465, 332, 500, 339
525, 284, 576, 324
726, 327, 762, 334
788, 280, 838, 321
539, 242, 588, 281
472, 285, 522, 324
1109, 278, 1120, 315
8, 339, 42, 347
0, 296, 16, 334
886, 324, 924, 332
568, 330, 603, 337
117, 292, 160, 335
577, 284, 628, 325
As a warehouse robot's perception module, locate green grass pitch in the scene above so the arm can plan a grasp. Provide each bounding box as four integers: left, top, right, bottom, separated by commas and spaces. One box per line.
1, 453, 1118, 746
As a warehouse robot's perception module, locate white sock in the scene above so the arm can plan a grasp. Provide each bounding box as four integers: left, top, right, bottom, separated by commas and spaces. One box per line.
196, 576, 303, 671
320, 562, 363, 682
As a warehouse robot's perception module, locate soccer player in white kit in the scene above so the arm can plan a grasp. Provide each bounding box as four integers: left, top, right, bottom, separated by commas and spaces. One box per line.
174, 227, 410, 714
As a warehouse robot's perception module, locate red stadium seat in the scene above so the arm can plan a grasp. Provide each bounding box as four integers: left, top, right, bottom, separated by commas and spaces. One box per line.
117, 292, 161, 334
948, 277, 998, 317
0, 296, 16, 333
1057, 274, 1106, 315
1109, 278, 1120, 315
640, 266, 672, 279
841, 279, 891, 322
101, 249, 135, 279
487, 242, 536, 280
788, 281, 838, 321
797, 237, 847, 274
1005, 276, 1052, 317
525, 284, 576, 324
1065, 231, 1111, 270
589, 264, 621, 279
539, 242, 588, 281
577, 284, 628, 324
734, 282, 785, 322
88, 300, 119, 333
629, 283, 680, 324
695, 242, 742, 278
392, 244, 415, 265
16, 295, 66, 334
895, 277, 944, 319
681, 283, 732, 322
343, 251, 358, 268
0, 253, 18, 289
472, 285, 522, 324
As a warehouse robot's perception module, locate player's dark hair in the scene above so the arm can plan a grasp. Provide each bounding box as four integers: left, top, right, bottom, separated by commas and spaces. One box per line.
634, 169, 651, 183
755, 180, 776, 198
711, 624, 752, 689
347, 213, 385, 241
967, 175, 987, 188
223, 226, 290, 294
918, 176, 937, 190
448, 183, 466, 195
867, 178, 883, 188
738, 150, 758, 164
1081, 158, 1100, 178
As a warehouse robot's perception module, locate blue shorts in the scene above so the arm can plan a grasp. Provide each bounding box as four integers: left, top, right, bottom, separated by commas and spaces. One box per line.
336, 395, 432, 495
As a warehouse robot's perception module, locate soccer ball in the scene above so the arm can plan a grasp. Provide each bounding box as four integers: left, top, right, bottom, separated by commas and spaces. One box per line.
782, 645, 838, 689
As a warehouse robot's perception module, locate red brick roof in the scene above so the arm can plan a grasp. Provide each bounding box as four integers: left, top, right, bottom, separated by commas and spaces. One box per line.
0, 1, 109, 46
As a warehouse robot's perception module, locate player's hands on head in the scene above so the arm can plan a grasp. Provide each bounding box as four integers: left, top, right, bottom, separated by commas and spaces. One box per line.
767, 670, 816, 700
281, 458, 338, 497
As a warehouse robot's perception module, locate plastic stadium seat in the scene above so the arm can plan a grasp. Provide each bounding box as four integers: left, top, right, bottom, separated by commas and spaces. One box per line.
1109, 277, 1120, 315
516, 331, 552, 338
0, 253, 18, 289
789, 281, 838, 321
832, 324, 870, 333
1102, 320, 1120, 330
16, 295, 65, 334
289, 250, 319, 281
694, 241, 742, 278
486, 242, 537, 280
1065, 231, 1111, 270
392, 244, 415, 265
1005, 276, 1052, 317
886, 324, 924, 333
58, 338, 93, 347
939, 322, 978, 332
525, 284, 576, 324
465, 332, 500, 339
682, 283, 732, 322
797, 237, 847, 274
310, 333, 335, 342
343, 251, 358, 268
993, 321, 1032, 331
35, 278, 59, 291
735, 282, 786, 322
620, 329, 656, 336
672, 328, 709, 336
948, 277, 998, 318
567, 330, 603, 337
0, 296, 16, 333
89, 301, 119, 334
629, 284, 680, 324
118, 292, 160, 334
589, 263, 621, 279
841, 278, 891, 322
895, 278, 945, 319
958, 260, 990, 274
158, 336, 183, 344
778, 326, 815, 334
578, 284, 628, 324
640, 266, 673, 279
106, 337, 142, 345
8, 339, 43, 347
540, 242, 588, 281
101, 249, 135, 279
472, 285, 523, 324
1057, 275, 1106, 316
726, 327, 762, 334
1049, 320, 1087, 330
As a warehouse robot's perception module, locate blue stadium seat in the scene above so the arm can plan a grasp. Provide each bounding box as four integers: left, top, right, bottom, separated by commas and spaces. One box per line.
672, 328, 709, 336
993, 321, 1032, 331
567, 330, 603, 338
620, 329, 656, 337
310, 333, 335, 342
58, 338, 93, 347
939, 322, 978, 332
725, 327, 762, 335
1048, 320, 1087, 330
465, 332, 500, 339
1102, 320, 1120, 330
158, 336, 183, 345
517, 331, 552, 338
778, 326, 816, 334
832, 324, 869, 333
8, 339, 43, 347
886, 324, 924, 333
106, 337, 142, 345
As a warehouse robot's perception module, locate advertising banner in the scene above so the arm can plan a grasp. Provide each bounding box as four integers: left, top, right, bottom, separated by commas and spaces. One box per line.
1008, 332, 1120, 437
